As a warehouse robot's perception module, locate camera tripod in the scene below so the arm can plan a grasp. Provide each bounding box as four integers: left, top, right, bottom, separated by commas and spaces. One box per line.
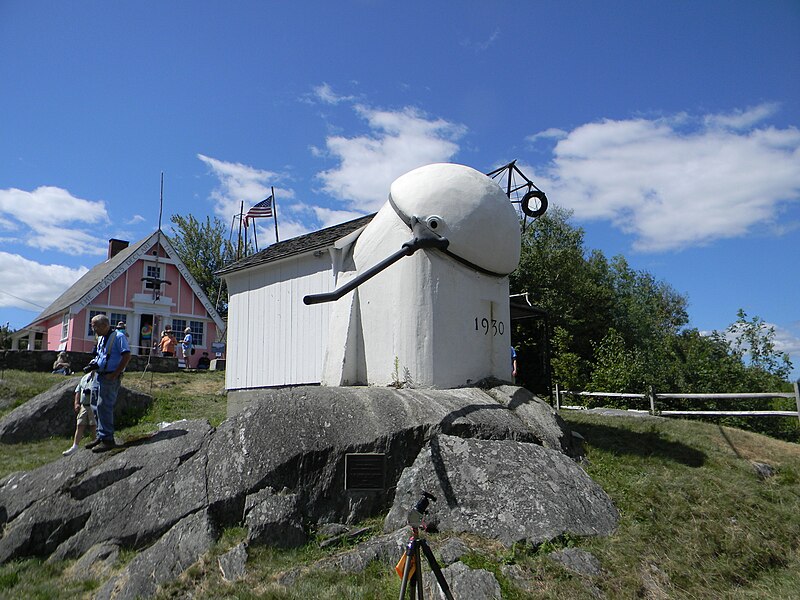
395, 492, 454, 600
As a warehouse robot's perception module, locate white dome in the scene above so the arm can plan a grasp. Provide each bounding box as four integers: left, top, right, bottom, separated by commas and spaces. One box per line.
389, 163, 521, 274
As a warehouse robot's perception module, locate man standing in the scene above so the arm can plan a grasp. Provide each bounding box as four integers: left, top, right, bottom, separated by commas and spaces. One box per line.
86, 314, 131, 452
180, 326, 193, 368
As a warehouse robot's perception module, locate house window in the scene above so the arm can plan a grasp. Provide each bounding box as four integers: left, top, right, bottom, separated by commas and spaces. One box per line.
87, 310, 105, 336
172, 319, 186, 337
110, 312, 128, 329
189, 321, 204, 346
61, 313, 69, 341
172, 319, 204, 346
145, 264, 161, 289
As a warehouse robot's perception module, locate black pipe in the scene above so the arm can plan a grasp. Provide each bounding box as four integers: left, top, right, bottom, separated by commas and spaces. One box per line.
303, 218, 449, 305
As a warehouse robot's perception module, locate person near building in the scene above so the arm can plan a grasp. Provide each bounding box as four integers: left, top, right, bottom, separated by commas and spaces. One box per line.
511, 346, 518, 383
85, 314, 131, 453
196, 351, 211, 369
180, 326, 194, 367
51, 351, 72, 375
158, 326, 177, 357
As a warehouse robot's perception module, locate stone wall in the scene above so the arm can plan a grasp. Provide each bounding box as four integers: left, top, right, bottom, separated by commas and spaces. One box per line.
0, 350, 180, 373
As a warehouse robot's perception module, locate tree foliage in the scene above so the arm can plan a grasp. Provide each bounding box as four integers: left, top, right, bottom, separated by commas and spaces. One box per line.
726, 309, 793, 381
511, 206, 689, 390
0, 323, 13, 350
167, 215, 237, 315
511, 207, 797, 440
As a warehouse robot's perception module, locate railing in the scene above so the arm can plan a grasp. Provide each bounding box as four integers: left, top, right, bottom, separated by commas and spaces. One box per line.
554, 383, 800, 424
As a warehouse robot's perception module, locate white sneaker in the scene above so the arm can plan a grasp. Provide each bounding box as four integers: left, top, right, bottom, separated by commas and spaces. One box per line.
62, 445, 78, 456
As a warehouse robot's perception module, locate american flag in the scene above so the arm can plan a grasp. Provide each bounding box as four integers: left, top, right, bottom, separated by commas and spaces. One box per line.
244, 196, 273, 225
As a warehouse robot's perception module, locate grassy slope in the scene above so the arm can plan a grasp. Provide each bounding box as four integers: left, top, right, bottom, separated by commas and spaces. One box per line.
0, 372, 799, 599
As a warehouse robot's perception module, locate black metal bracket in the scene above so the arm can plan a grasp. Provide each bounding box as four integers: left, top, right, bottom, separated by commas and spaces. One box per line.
303, 218, 449, 305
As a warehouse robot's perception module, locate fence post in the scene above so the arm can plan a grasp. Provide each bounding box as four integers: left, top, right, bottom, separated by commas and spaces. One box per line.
648, 385, 656, 415
794, 380, 800, 426
555, 383, 561, 411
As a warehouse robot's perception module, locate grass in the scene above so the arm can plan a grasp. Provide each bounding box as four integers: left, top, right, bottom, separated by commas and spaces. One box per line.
1, 371, 800, 598
0, 370, 68, 418
0, 369, 227, 479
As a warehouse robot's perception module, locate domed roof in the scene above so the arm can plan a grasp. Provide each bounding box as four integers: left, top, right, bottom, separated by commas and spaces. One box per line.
389, 163, 521, 275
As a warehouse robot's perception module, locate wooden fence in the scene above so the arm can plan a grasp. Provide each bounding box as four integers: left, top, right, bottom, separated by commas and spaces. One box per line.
554, 382, 800, 424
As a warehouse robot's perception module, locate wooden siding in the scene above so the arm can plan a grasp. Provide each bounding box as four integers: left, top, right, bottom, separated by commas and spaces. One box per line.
226, 253, 333, 390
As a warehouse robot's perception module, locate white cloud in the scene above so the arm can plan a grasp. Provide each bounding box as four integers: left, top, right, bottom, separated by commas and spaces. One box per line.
316, 105, 466, 212
197, 154, 294, 221
0, 186, 109, 255
127, 214, 146, 225
312, 83, 355, 105
704, 103, 780, 131
530, 104, 800, 252
773, 324, 800, 361
0, 252, 88, 311
526, 128, 568, 143
313, 207, 366, 228
461, 26, 501, 52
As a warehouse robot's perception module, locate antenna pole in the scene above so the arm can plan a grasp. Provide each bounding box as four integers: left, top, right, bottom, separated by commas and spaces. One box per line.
237, 201, 244, 260
153, 172, 164, 302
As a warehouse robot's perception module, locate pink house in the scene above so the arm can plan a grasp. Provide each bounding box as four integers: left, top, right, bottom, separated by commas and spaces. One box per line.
11, 231, 225, 369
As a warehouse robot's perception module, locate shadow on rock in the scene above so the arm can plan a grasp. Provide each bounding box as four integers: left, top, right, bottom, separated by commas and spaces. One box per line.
121, 428, 189, 448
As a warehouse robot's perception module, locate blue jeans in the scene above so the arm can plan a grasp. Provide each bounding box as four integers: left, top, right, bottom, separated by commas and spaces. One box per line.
92, 375, 121, 441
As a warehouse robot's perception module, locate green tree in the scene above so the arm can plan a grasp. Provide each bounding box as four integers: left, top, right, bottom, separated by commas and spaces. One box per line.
511, 207, 613, 383
0, 323, 13, 350
168, 215, 238, 315
726, 309, 793, 381
548, 326, 586, 391
511, 207, 689, 389
587, 328, 648, 398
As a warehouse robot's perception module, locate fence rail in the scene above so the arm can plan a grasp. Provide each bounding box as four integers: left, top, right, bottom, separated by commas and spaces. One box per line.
554, 383, 800, 424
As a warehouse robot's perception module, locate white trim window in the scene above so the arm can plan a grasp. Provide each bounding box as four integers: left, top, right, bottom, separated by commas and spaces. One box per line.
144, 263, 162, 290
189, 321, 204, 346
172, 319, 204, 346
87, 310, 105, 336
61, 313, 69, 341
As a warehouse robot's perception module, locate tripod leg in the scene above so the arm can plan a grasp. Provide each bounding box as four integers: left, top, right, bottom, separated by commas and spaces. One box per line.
398, 539, 415, 600
419, 540, 454, 600
414, 542, 424, 599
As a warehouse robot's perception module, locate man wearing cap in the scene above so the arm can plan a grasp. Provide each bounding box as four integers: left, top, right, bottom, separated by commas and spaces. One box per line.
86, 314, 131, 452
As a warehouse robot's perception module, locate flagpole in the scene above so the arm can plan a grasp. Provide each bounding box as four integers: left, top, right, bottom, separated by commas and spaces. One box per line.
237, 201, 244, 260
272, 186, 280, 243
253, 219, 259, 252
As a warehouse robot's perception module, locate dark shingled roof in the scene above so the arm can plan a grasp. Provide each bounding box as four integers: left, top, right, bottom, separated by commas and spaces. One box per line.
218, 214, 375, 276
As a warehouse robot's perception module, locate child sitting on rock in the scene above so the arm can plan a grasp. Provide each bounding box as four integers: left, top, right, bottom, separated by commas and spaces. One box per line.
62, 371, 99, 456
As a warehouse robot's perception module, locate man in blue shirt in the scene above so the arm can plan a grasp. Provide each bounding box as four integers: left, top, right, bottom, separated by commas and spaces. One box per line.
85, 314, 131, 452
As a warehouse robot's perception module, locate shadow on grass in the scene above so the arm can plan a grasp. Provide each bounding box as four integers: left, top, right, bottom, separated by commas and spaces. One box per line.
569, 420, 706, 467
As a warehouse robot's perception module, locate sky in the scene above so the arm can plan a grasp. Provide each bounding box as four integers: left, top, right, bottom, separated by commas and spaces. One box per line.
1, 1, 799, 378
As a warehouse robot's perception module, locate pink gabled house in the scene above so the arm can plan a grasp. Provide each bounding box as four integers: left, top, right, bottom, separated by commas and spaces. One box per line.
11, 231, 225, 369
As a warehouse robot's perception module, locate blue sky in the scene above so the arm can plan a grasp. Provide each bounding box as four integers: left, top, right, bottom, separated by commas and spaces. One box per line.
1, 1, 799, 377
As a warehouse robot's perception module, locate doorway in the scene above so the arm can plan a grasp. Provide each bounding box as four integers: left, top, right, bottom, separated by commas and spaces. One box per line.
138, 314, 154, 356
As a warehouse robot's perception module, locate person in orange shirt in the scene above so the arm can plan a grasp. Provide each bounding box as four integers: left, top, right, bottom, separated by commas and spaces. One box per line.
158, 326, 177, 357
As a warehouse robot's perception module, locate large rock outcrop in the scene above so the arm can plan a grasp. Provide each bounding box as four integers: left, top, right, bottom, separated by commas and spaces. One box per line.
384, 434, 618, 546
0, 377, 152, 443
0, 385, 616, 597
